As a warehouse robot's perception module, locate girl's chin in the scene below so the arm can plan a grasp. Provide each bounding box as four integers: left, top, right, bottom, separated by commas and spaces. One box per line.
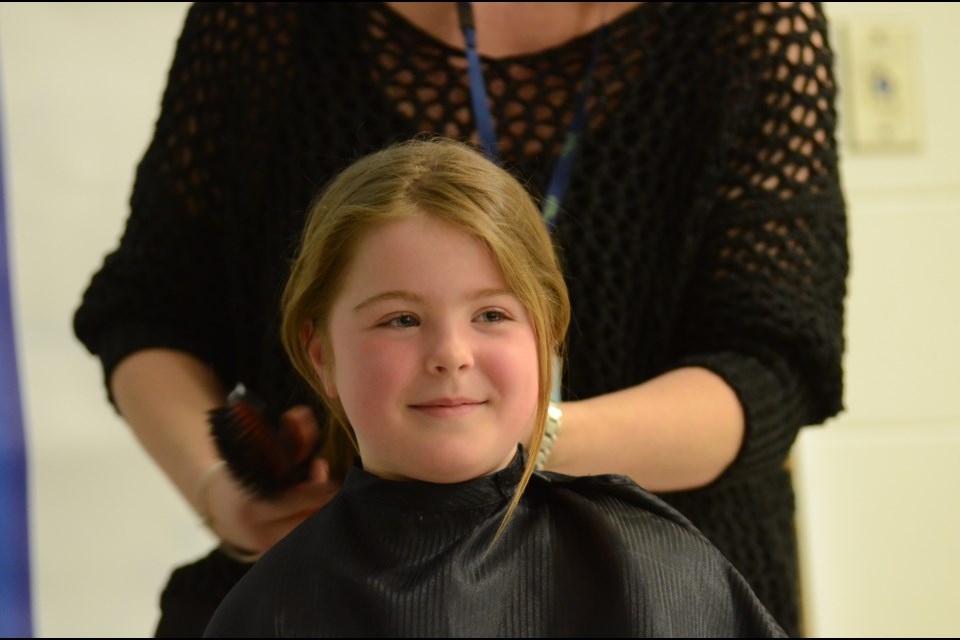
366, 447, 518, 483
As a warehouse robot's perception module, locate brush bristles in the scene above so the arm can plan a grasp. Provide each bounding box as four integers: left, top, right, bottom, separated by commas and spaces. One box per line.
209, 395, 315, 500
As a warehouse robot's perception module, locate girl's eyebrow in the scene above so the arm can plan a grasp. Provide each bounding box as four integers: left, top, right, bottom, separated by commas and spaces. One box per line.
468, 288, 515, 301
353, 291, 424, 312
352, 288, 515, 312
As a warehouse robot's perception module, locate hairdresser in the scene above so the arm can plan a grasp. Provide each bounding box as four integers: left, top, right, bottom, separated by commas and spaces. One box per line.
74, 3, 848, 637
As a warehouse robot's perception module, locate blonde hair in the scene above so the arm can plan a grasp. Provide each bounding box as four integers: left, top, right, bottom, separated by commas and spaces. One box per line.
281, 137, 570, 535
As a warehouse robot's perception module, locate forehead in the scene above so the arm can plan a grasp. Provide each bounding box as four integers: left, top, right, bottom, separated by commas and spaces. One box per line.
340, 215, 508, 294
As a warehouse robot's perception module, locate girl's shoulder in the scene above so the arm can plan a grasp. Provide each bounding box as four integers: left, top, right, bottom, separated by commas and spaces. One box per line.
528, 470, 705, 539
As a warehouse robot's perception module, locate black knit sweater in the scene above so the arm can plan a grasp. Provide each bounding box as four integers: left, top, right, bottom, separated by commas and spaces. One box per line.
74, 3, 847, 636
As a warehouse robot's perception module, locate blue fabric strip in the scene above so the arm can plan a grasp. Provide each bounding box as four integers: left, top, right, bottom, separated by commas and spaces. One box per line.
0, 49, 34, 638
460, 26, 499, 163
457, 1, 604, 234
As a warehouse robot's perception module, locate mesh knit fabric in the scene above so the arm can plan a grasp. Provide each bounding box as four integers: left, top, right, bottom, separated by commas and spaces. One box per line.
74, 3, 848, 636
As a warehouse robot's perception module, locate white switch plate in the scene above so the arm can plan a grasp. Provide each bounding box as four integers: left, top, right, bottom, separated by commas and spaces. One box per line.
842, 22, 922, 153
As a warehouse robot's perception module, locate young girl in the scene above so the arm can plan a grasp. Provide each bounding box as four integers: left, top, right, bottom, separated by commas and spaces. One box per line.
203, 139, 786, 638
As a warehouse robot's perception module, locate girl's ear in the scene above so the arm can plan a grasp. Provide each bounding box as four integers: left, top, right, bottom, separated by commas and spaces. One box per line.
303, 321, 338, 399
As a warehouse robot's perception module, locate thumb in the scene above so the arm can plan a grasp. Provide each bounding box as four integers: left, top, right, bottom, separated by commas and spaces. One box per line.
309, 457, 332, 484
280, 405, 322, 464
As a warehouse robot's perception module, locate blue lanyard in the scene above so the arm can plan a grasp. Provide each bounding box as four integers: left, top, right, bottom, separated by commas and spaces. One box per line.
457, 2, 605, 233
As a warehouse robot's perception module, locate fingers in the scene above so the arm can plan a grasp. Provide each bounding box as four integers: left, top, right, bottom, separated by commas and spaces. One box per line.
229, 508, 314, 554
280, 405, 322, 464
216, 474, 339, 552
309, 457, 331, 483
208, 436, 339, 553
243, 467, 339, 520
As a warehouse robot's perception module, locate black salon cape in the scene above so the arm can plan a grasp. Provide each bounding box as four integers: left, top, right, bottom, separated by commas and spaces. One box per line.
205, 450, 786, 638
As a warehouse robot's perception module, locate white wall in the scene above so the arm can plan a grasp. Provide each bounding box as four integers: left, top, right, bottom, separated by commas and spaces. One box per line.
0, 2, 957, 637
0, 4, 208, 637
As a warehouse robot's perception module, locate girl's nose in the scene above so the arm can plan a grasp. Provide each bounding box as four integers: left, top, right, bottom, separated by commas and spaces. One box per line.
426, 324, 474, 374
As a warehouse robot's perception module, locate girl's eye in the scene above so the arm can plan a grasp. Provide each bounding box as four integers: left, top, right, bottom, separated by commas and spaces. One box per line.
476, 310, 507, 323
385, 314, 419, 328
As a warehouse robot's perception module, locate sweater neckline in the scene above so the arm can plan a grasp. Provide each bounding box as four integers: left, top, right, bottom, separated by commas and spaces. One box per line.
371, 1, 649, 64
341, 446, 525, 511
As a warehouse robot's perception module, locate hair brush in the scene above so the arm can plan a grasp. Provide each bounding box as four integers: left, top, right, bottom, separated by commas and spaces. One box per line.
208, 383, 321, 500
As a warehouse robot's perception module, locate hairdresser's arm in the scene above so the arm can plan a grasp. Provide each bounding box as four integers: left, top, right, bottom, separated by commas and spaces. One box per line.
547, 4, 847, 493
547, 367, 743, 492
111, 349, 338, 554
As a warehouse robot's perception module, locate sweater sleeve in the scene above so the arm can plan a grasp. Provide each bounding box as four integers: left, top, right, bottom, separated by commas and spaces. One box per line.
72, 3, 264, 403
672, 2, 848, 481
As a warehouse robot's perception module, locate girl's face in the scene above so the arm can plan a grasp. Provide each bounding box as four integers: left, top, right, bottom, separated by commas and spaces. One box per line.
309, 215, 539, 483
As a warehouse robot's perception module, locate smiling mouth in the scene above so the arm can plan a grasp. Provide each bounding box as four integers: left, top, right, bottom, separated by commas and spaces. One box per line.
409, 400, 486, 418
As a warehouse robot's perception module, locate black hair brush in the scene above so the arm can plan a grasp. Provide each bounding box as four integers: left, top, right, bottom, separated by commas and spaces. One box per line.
208, 383, 321, 500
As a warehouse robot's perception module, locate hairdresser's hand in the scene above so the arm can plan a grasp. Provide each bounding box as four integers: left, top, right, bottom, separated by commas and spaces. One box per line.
202, 406, 340, 556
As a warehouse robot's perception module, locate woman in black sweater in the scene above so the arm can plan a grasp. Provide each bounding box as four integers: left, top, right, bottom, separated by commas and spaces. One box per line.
74, 3, 847, 636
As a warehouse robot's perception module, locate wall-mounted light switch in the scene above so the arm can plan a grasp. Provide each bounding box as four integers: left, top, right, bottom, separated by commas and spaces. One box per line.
843, 23, 922, 153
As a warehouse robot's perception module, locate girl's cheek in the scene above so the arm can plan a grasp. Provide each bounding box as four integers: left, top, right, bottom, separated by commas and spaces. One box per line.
351, 338, 413, 381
